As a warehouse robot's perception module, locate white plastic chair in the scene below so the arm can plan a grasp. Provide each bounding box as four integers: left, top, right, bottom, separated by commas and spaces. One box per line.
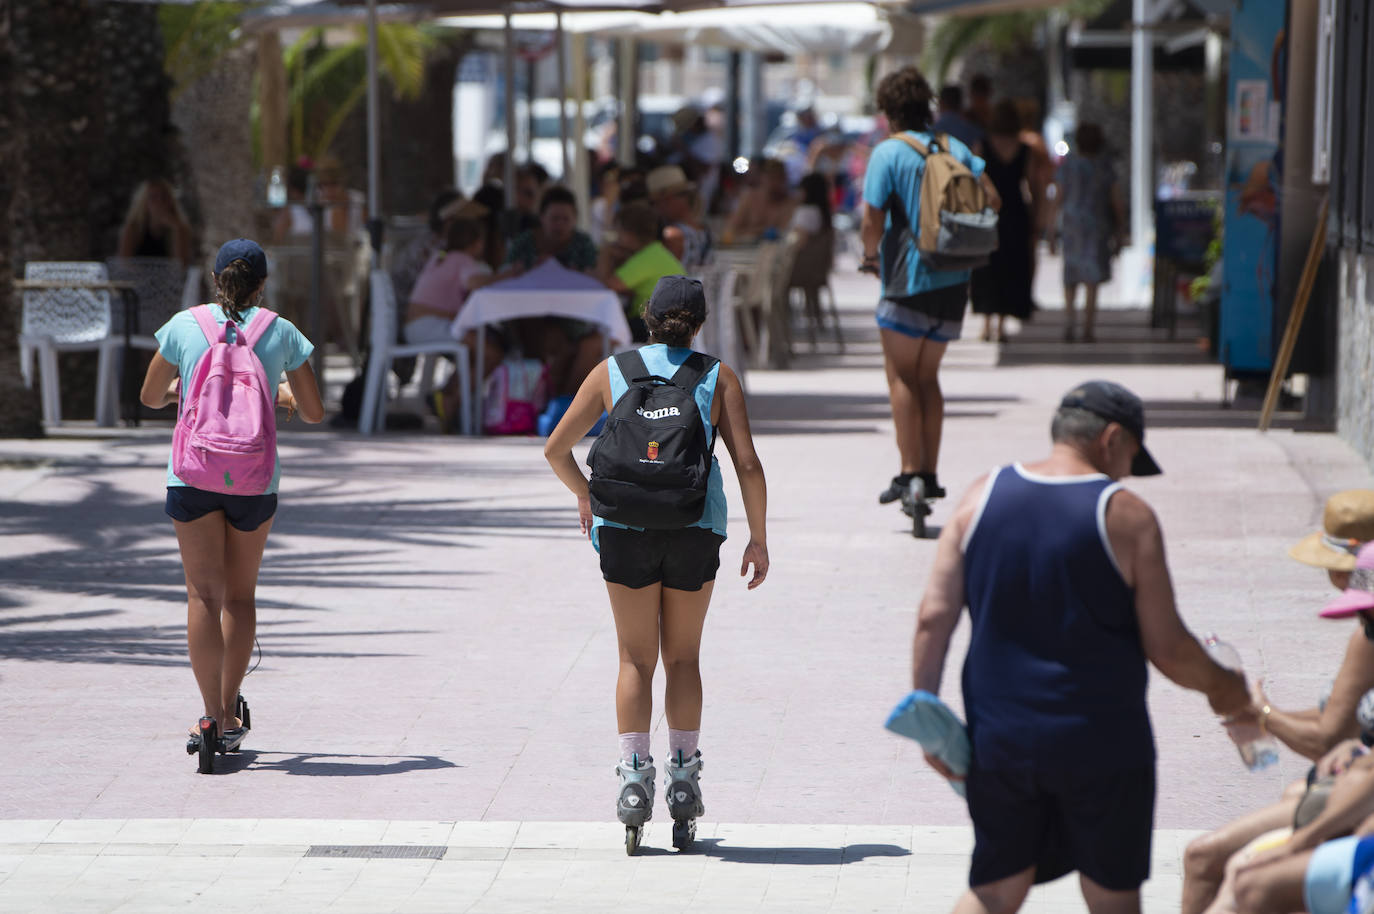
18, 261, 120, 427
358, 269, 472, 436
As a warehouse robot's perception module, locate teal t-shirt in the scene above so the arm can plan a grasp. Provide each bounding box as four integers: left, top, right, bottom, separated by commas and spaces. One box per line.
590, 344, 727, 552
154, 304, 314, 494
862, 131, 986, 297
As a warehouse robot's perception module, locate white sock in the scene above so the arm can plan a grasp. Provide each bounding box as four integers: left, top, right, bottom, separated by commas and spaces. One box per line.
619, 732, 650, 765
668, 728, 700, 761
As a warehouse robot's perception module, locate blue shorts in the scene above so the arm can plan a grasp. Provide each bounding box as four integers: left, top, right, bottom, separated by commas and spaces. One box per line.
876, 284, 968, 342
165, 486, 277, 532
1306, 835, 1374, 914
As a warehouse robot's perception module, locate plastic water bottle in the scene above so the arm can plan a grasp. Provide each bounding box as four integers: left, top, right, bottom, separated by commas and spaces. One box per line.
1204, 633, 1280, 771
267, 166, 287, 207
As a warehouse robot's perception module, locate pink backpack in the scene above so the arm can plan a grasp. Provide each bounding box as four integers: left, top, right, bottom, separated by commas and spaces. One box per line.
172, 306, 279, 495
483, 357, 548, 435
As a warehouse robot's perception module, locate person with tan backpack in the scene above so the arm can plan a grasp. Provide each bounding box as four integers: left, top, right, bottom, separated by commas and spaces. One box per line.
859, 66, 1001, 515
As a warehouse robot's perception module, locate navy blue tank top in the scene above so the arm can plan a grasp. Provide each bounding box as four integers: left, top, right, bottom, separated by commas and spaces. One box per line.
961, 464, 1154, 771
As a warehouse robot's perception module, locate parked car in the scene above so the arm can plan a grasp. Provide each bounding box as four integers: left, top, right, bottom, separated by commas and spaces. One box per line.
482, 97, 601, 180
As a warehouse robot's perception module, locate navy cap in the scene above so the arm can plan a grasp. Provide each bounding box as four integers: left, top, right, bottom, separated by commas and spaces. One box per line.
214, 238, 268, 282
1059, 380, 1162, 476
646, 275, 706, 323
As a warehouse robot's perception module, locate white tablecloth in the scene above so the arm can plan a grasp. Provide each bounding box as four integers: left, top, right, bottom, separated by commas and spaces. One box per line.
450, 260, 631, 345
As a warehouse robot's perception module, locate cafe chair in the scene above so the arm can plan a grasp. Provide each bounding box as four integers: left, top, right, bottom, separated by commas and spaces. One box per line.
101, 257, 203, 425
359, 269, 472, 436
18, 261, 119, 427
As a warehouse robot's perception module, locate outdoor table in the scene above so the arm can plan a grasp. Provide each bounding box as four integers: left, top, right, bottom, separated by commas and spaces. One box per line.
14, 278, 142, 427
452, 261, 631, 433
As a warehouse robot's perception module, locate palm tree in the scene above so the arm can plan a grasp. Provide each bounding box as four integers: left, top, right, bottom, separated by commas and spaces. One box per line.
924, 0, 1113, 85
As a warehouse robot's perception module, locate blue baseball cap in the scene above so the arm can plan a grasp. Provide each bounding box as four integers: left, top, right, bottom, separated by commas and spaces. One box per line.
214, 238, 268, 282
647, 275, 706, 323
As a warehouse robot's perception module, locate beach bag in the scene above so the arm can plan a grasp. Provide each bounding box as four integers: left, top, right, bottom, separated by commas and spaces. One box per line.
586, 349, 718, 529
172, 306, 278, 495
483, 357, 547, 435
889, 132, 999, 270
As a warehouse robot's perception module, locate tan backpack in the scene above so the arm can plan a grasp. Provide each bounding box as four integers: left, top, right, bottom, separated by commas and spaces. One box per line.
889, 132, 999, 270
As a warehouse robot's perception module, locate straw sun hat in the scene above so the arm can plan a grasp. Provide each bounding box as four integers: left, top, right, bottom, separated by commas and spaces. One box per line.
1289, 490, 1374, 572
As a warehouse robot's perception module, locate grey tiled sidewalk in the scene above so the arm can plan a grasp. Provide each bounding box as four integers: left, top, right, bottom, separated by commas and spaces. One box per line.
2, 272, 1372, 911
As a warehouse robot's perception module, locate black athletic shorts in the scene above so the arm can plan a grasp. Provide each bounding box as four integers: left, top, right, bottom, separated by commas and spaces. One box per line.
165, 486, 278, 532
598, 526, 725, 591
966, 764, 1156, 892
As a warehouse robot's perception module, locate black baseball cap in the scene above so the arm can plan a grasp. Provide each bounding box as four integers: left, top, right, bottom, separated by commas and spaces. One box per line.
214, 238, 268, 282
647, 275, 707, 323
1059, 380, 1162, 476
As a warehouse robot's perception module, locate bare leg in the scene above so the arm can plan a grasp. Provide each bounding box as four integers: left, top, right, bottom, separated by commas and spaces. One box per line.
1083, 283, 1099, 342
1231, 848, 1312, 914
879, 328, 930, 476
606, 581, 664, 733
981, 315, 993, 342
914, 339, 949, 478
175, 514, 229, 724
1064, 283, 1079, 340
953, 866, 1035, 914
1182, 798, 1299, 914
218, 518, 273, 726
659, 583, 714, 731
1081, 875, 1141, 914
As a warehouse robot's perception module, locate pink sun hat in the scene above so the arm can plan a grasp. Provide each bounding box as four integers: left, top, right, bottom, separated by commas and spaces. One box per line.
1321, 542, 1374, 618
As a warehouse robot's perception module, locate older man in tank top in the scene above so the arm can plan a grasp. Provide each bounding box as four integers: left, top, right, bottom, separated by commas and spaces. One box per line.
911, 380, 1254, 914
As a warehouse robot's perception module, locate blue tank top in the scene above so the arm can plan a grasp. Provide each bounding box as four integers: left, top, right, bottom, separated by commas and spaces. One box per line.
961, 464, 1154, 771
590, 344, 727, 552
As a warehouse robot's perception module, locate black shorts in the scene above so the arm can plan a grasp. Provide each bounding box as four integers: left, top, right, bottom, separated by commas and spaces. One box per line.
165, 486, 277, 532
598, 526, 724, 591
966, 764, 1155, 892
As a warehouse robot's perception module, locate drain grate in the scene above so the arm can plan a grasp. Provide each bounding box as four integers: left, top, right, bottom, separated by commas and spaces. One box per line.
306, 845, 448, 860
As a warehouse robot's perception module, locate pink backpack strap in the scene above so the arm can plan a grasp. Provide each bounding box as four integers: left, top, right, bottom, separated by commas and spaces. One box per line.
190, 305, 223, 345
240, 308, 278, 348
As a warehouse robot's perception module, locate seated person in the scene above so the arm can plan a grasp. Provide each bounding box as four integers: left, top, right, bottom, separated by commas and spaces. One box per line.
597, 200, 685, 342
723, 157, 796, 244
505, 185, 598, 273
1231, 707, 1374, 914
118, 178, 193, 266
404, 203, 504, 431
648, 164, 712, 269
502, 185, 605, 398
405, 201, 496, 343
1184, 492, 1374, 914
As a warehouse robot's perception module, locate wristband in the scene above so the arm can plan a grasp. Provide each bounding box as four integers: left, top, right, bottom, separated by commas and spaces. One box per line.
1259, 703, 1272, 734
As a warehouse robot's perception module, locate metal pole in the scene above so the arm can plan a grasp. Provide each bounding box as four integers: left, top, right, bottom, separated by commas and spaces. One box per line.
1130, 0, 1153, 249
617, 37, 636, 164
365, 0, 382, 255
308, 175, 326, 380
726, 50, 741, 159
572, 32, 591, 229
504, 6, 517, 208
556, 10, 570, 184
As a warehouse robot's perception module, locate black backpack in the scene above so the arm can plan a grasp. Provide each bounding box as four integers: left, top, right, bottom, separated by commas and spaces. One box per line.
586, 349, 719, 529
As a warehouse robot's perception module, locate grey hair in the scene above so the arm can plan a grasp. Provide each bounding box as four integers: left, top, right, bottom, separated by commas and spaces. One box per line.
1051, 407, 1109, 446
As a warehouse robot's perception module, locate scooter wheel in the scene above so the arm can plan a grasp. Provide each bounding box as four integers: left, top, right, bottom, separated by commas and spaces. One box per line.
672, 818, 696, 851
913, 507, 927, 539
625, 825, 642, 856
196, 718, 217, 774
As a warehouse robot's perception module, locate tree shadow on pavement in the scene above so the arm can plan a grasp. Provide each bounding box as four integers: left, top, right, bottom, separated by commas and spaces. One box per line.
0, 618, 421, 666
652, 839, 911, 864
223, 750, 459, 777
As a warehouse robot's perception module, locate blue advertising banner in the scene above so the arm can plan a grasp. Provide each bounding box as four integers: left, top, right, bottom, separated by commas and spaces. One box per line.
1219, 0, 1286, 374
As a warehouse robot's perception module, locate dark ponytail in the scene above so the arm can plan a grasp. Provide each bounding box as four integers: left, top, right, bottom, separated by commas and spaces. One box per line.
645, 307, 702, 348
214, 259, 262, 323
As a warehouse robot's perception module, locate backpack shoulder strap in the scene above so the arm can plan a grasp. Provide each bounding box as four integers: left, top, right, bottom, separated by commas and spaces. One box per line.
668, 352, 719, 392
613, 349, 654, 385
889, 132, 930, 158
190, 305, 222, 345
935, 132, 953, 154
240, 308, 279, 349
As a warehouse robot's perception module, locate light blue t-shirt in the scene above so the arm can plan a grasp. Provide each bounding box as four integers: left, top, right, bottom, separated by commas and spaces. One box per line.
591, 344, 728, 552
862, 131, 986, 298
154, 304, 314, 494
